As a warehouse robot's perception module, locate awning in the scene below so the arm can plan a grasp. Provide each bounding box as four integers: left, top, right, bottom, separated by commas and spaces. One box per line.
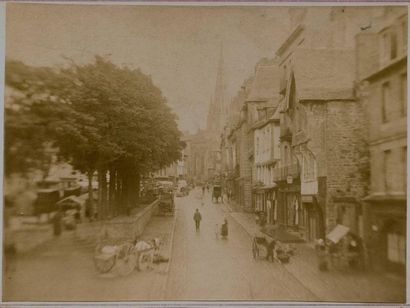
326, 224, 350, 244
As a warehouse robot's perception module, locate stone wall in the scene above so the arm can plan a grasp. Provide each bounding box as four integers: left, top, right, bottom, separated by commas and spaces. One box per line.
324, 99, 368, 233
76, 199, 159, 243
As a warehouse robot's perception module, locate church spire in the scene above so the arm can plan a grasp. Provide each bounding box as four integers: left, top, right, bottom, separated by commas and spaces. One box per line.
213, 41, 226, 132
206, 41, 226, 135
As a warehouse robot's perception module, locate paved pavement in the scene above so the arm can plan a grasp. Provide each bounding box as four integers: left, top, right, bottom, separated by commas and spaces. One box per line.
222, 200, 406, 303
3, 210, 176, 301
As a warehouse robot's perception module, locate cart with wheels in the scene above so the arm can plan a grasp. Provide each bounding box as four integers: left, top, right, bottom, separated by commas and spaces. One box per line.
252, 236, 269, 259
94, 237, 156, 276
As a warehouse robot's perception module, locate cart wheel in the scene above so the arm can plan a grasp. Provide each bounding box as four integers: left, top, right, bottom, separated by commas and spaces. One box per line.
94, 255, 116, 274
116, 254, 137, 276
138, 251, 153, 271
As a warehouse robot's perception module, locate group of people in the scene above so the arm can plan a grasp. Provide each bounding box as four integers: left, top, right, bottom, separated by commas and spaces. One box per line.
193, 208, 228, 238
315, 234, 364, 272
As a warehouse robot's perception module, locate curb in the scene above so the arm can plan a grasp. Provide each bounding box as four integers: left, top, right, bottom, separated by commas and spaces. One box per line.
159, 207, 178, 299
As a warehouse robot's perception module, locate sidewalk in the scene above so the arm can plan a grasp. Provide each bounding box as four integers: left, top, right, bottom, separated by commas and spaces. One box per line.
222, 202, 406, 303
4, 211, 176, 301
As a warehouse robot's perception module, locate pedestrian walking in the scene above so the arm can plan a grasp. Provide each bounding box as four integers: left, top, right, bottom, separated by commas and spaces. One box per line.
221, 218, 228, 239
193, 208, 202, 232
202, 185, 205, 196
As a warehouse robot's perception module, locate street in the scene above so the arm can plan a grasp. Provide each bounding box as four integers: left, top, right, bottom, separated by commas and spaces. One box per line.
165, 189, 318, 301
4, 190, 316, 302
4, 189, 405, 302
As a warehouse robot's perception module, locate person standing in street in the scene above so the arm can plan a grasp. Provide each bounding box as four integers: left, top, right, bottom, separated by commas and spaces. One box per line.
193, 209, 202, 232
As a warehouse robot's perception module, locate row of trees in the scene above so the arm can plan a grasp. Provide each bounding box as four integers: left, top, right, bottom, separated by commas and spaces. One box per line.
5, 56, 184, 218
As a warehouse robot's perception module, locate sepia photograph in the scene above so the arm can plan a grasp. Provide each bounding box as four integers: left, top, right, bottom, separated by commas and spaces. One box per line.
2, 2, 408, 304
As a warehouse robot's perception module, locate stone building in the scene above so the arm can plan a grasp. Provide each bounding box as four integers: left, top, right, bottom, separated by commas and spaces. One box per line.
224, 77, 254, 211
273, 7, 381, 242
357, 7, 407, 274
247, 62, 281, 220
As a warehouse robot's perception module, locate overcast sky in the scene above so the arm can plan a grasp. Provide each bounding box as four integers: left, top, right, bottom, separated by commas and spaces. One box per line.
6, 4, 292, 133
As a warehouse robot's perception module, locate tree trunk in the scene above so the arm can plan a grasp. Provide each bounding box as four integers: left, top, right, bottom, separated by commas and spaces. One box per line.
115, 169, 122, 217
101, 169, 108, 220
98, 168, 108, 220
135, 172, 140, 207
109, 167, 116, 218
121, 170, 128, 216
87, 169, 94, 221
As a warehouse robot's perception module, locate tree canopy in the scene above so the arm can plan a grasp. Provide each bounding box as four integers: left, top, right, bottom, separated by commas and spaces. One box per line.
6, 56, 183, 175
5, 56, 184, 216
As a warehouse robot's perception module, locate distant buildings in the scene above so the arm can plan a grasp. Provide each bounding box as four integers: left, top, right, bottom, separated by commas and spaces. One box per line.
185, 45, 226, 184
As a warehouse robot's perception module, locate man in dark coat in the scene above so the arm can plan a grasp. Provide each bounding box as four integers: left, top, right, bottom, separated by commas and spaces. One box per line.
193, 209, 202, 231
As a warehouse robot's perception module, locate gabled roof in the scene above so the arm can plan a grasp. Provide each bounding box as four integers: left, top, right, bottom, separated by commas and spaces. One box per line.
247, 64, 281, 103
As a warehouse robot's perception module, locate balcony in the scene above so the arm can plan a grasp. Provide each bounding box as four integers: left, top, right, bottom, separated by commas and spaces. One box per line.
273, 163, 300, 182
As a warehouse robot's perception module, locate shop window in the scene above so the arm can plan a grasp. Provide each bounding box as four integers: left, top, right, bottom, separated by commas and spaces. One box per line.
387, 233, 406, 265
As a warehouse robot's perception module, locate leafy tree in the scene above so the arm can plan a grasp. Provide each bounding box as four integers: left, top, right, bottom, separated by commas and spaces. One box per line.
5, 57, 184, 218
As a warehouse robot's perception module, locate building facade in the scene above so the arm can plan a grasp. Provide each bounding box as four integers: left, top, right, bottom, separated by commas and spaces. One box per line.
272, 7, 379, 242
357, 7, 407, 274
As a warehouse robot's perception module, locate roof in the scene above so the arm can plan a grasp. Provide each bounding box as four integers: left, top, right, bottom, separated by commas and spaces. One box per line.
292, 48, 356, 101
247, 65, 281, 102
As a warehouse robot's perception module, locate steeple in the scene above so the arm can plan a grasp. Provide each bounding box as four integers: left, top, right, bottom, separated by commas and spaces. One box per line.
210, 41, 226, 134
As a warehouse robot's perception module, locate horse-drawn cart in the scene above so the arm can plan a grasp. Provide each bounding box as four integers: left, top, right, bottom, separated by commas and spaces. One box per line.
94, 236, 159, 276
158, 191, 175, 216
212, 185, 222, 203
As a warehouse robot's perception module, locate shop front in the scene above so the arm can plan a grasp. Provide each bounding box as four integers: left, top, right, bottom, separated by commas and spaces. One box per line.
364, 198, 406, 275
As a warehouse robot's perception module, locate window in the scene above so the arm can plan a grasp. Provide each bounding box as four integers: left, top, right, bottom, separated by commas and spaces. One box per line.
402, 20, 408, 54
383, 149, 392, 192
387, 233, 406, 264
382, 32, 390, 63
256, 137, 260, 156
382, 82, 390, 123
390, 31, 398, 60
401, 74, 407, 116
